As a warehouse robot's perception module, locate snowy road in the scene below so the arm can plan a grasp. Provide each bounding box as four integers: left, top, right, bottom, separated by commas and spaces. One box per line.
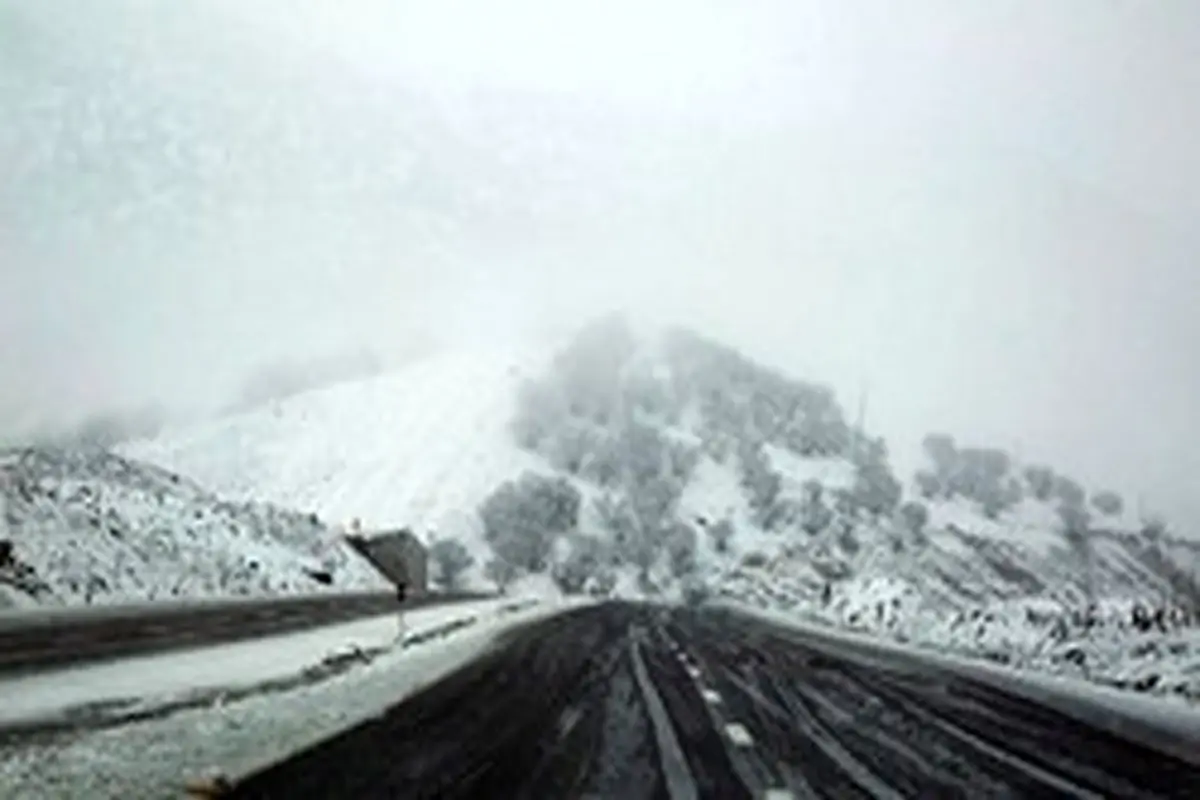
230, 602, 1200, 800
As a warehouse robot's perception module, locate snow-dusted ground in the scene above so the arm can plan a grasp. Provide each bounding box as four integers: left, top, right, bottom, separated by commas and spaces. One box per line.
0, 598, 523, 730
720, 564, 1200, 706
0, 596, 591, 800
0, 447, 387, 608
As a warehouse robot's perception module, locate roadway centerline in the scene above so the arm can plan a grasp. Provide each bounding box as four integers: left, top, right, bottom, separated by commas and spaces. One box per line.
726, 722, 756, 748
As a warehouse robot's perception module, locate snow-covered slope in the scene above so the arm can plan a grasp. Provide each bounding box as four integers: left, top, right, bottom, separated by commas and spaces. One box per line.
0, 447, 386, 608
119, 318, 1200, 701
121, 347, 554, 585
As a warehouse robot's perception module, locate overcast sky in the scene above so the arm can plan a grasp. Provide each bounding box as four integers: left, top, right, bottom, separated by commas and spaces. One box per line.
2, 1, 1198, 529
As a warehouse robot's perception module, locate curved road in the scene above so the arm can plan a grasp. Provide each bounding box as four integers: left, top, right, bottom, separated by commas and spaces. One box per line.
230, 602, 1200, 799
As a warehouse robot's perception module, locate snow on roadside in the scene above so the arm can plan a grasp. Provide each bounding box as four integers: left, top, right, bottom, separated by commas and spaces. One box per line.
717, 599, 1200, 766
0, 598, 521, 730
722, 564, 1200, 706
0, 597, 593, 800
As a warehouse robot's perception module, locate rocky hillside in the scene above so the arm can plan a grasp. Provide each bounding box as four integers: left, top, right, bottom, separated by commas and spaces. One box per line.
0, 447, 387, 608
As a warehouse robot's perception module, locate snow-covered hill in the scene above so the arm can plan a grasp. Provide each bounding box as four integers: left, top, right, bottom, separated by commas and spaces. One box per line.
0, 447, 387, 609
120, 347, 553, 587
119, 317, 1200, 701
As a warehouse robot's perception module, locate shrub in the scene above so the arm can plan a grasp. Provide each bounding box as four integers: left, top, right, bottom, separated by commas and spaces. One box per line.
800, 488, 834, 536
479, 472, 582, 572
1141, 516, 1168, 541
666, 522, 699, 577
1091, 490, 1124, 517
922, 433, 958, 475
914, 470, 941, 499
899, 500, 929, 534
589, 568, 617, 597
852, 460, 902, 517
741, 551, 769, 569
484, 559, 518, 592
429, 538, 474, 590
707, 518, 735, 554
681, 578, 711, 607
552, 534, 607, 595
1057, 504, 1091, 537
1054, 475, 1087, 509
1023, 465, 1056, 501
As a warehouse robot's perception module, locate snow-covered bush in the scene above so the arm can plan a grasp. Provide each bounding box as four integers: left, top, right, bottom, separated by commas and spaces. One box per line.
681, 577, 711, 607
665, 521, 698, 577
899, 500, 929, 534
1023, 465, 1056, 501
552, 533, 606, 594
479, 472, 581, 572
1091, 490, 1125, 517
484, 558, 518, 593
706, 517, 734, 553
741, 550, 769, 569
1054, 475, 1087, 509
595, 494, 658, 574
921, 433, 958, 476
429, 538, 474, 590
851, 440, 902, 517
800, 480, 834, 536
914, 469, 942, 499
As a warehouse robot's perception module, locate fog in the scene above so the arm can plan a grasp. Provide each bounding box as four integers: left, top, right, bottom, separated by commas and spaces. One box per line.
2, 1, 1198, 530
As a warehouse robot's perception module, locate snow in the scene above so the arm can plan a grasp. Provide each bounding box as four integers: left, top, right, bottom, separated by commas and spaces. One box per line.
719, 562, 1200, 702
120, 347, 552, 589
0, 597, 591, 799
122, 347, 550, 536
505, 571, 569, 603
678, 457, 747, 530
762, 444, 854, 494
0, 448, 387, 608
0, 598, 519, 730
925, 496, 1070, 555
109, 329, 1200, 713
719, 600, 1200, 766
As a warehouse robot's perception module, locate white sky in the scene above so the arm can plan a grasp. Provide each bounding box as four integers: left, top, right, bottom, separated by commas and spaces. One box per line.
2, 0, 1198, 529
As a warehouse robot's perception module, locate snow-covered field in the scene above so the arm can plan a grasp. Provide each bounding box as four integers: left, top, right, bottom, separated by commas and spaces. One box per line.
0, 596, 589, 800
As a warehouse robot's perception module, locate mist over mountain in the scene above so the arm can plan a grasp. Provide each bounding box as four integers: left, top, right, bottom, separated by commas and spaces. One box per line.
3, 0, 1199, 529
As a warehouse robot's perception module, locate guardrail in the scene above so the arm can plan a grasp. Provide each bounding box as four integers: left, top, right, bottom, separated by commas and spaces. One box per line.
0, 590, 493, 677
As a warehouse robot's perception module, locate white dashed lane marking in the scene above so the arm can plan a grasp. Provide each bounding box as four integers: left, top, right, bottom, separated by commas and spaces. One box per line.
725, 722, 755, 747
670, 641, 793, 798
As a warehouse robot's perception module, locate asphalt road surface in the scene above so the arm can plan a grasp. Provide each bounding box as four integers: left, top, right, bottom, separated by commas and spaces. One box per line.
230, 602, 1200, 800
